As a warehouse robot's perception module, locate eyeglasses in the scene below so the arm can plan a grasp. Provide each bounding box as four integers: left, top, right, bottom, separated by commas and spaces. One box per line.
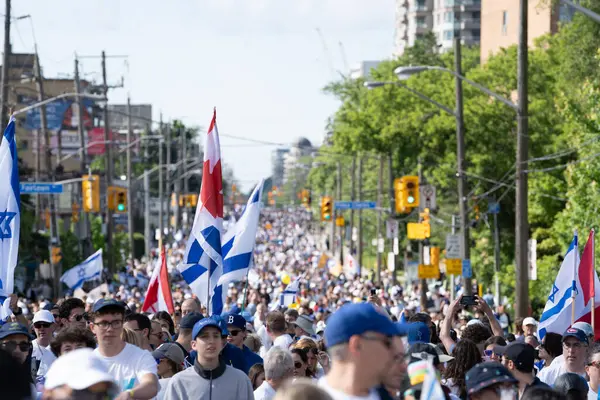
34, 322, 52, 329
229, 330, 243, 337
294, 362, 303, 369
361, 335, 393, 349
588, 361, 600, 368
93, 320, 124, 330
71, 314, 85, 322
1, 341, 31, 352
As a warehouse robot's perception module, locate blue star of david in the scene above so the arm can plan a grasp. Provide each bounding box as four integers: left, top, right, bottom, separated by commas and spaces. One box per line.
0, 211, 16, 240
77, 267, 86, 278
548, 284, 559, 303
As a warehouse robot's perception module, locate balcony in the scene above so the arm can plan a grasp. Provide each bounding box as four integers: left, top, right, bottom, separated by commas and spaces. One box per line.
461, 18, 481, 30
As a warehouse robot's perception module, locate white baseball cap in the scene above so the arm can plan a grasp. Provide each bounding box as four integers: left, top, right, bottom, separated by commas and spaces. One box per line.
522, 317, 538, 327
573, 322, 594, 338
32, 310, 55, 324
45, 348, 118, 394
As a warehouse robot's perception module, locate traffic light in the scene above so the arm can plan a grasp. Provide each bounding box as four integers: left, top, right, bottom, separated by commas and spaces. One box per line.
321, 196, 333, 221
395, 176, 420, 213
301, 190, 310, 207
72, 203, 80, 222
51, 246, 62, 265
108, 187, 127, 212
82, 175, 100, 213
116, 190, 127, 212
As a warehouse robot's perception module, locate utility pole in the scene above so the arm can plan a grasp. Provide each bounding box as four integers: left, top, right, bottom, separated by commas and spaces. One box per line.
349, 156, 356, 256
454, 37, 471, 296
336, 161, 343, 265
74, 57, 91, 257
450, 215, 457, 302
143, 131, 151, 257
418, 158, 427, 310
515, 0, 530, 318
36, 52, 61, 296
101, 51, 114, 272
182, 125, 189, 230
388, 152, 397, 284
0, 0, 10, 132
158, 115, 164, 244
165, 123, 172, 236
357, 156, 363, 276
376, 155, 383, 283
126, 97, 134, 260
493, 203, 501, 308
174, 133, 181, 233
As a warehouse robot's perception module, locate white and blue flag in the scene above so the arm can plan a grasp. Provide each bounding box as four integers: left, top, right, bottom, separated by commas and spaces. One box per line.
212, 179, 265, 314
0, 117, 20, 321
279, 276, 300, 308
538, 233, 579, 339
60, 249, 103, 289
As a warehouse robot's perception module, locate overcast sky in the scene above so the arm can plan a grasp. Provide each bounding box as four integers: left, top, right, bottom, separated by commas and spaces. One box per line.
11, 0, 395, 190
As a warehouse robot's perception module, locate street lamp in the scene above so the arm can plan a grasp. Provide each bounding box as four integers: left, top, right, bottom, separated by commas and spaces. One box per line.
364, 81, 456, 117
561, 0, 600, 24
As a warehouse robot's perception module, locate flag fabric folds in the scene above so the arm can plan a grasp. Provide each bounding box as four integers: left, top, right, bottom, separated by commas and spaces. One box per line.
178, 109, 224, 315
279, 277, 300, 308
142, 245, 174, 314
572, 229, 600, 339
60, 249, 103, 290
0, 117, 20, 307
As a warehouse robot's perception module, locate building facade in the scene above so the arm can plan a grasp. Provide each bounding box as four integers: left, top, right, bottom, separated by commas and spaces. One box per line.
271, 147, 289, 188
395, 0, 482, 55
282, 137, 313, 185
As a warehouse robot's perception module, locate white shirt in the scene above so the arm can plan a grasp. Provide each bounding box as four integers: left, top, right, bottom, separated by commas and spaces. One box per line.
94, 343, 157, 392
538, 363, 586, 386
588, 388, 597, 400
254, 380, 277, 400
31, 339, 56, 380
273, 334, 294, 350
157, 377, 171, 400
319, 377, 381, 400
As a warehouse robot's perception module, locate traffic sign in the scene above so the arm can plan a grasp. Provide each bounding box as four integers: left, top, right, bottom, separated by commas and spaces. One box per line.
488, 202, 500, 214
386, 219, 399, 239
407, 222, 430, 240
20, 183, 63, 194
462, 259, 472, 278
445, 234, 460, 259
418, 264, 440, 279
419, 185, 436, 210
446, 258, 462, 275
334, 201, 376, 210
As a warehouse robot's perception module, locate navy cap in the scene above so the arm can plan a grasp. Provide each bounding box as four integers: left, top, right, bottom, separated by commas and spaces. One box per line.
92, 299, 125, 313
494, 342, 535, 372
192, 318, 222, 339
0, 322, 33, 340
324, 303, 401, 347
225, 314, 247, 330
466, 362, 517, 396
180, 312, 204, 330
408, 322, 431, 345
563, 327, 589, 345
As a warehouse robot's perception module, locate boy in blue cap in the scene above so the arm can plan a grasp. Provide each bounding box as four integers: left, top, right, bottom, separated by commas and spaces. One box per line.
163, 317, 254, 399
225, 313, 263, 369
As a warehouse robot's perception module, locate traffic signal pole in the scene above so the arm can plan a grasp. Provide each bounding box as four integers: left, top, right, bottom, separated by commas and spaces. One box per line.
101, 51, 115, 272
126, 97, 134, 260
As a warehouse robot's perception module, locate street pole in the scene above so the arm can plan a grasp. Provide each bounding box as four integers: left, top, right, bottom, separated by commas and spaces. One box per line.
165, 122, 171, 236
0, 0, 10, 132
36, 52, 61, 297
126, 97, 134, 260
450, 215, 457, 302
182, 126, 189, 230
74, 57, 91, 257
376, 155, 383, 283
388, 152, 397, 285
144, 134, 151, 257
494, 206, 501, 308
349, 156, 356, 256
454, 37, 471, 296
515, 0, 529, 318
101, 51, 114, 272
158, 117, 164, 244
357, 156, 363, 276
418, 158, 427, 310
337, 161, 343, 265
174, 134, 182, 233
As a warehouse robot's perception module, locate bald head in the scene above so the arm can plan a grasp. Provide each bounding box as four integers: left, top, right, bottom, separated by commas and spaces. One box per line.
181, 298, 200, 316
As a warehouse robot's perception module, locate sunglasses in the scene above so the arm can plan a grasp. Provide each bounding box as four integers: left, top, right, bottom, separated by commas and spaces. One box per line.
155, 358, 163, 364
34, 322, 52, 329
1, 341, 31, 352
229, 330, 243, 337
294, 362, 303, 369
71, 314, 86, 322
484, 349, 496, 357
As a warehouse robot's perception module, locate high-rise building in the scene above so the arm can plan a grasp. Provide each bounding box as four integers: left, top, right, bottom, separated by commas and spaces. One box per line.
480, 0, 574, 63
271, 147, 289, 188
395, 0, 482, 55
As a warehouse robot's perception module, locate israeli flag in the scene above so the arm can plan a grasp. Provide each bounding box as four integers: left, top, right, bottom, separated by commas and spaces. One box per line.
0, 117, 20, 321
280, 277, 300, 308
60, 249, 103, 289
538, 234, 579, 339
212, 179, 264, 314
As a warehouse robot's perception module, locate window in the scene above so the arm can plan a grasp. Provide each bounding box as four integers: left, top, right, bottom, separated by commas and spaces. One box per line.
416, 16, 427, 27
444, 30, 453, 40
437, 14, 441, 24
416, 0, 426, 10
444, 12, 454, 22
502, 11, 508, 35
445, 0, 454, 6
471, 29, 481, 39
472, 11, 481, 20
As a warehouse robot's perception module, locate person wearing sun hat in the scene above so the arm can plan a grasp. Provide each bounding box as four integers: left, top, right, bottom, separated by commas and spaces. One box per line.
163, 317, 254, 399
465, 361, 518, 400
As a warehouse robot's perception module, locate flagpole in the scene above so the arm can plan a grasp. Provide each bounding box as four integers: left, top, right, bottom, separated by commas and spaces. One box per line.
592, 229, 596, 335
572, 229, 578, 325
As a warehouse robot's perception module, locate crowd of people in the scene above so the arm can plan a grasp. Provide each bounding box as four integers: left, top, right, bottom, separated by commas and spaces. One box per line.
0, 207, 597, 399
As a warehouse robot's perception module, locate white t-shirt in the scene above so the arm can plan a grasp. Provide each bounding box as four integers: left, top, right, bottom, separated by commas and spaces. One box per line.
273, 334, 294, 350
538, 363, 586, 386
319, 377, 381, 400
588, 388, 597, 400
31, 339, 57, 380
254, 380, 277, 400
157, 377, 171, 400
94, 343, 157, 391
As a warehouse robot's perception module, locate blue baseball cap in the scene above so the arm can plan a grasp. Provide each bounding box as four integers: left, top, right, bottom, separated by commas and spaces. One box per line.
324, 303, 401, 347
0, 322, 33, 340
563, 327, 589, 345
225, 314, 247, 330
192, 318, 222, 339
240, 310, 254, 323
92, 299, 125, 313
408, 322, 431, 345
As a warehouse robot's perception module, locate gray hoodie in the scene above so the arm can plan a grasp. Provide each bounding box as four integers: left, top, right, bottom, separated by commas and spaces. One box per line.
164, 359, 254, 400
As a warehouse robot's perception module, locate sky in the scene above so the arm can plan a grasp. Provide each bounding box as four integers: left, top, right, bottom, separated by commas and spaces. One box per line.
10, 0, 396, 191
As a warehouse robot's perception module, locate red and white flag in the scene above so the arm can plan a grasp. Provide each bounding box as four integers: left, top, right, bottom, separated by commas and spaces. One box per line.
142, 245, 174, 314
574, 229, 600, 339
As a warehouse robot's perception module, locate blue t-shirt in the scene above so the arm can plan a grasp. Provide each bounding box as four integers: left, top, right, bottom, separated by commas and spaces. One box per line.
243, 345, 263, 370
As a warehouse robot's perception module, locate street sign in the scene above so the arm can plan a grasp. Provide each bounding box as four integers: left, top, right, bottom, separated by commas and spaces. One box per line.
418, 264, 440, 279
445, 234, 461, 259
446, 258, 462, 275
419, 185, 436, 210
488, 201, 500, 214
334, 201, 377, 210
20, 183, 63, 194
386, 219, 399, 239
462, 259, 472, 278
528, 238, 537, 280
407, 222, 430, 240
